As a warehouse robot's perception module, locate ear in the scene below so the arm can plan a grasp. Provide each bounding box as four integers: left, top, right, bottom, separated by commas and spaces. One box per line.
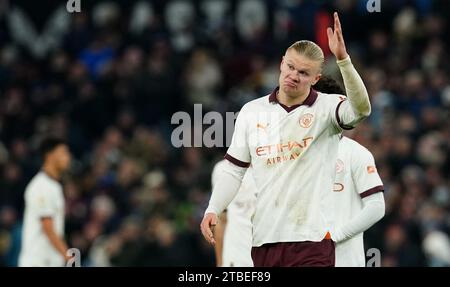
280, 56, 284, 71
312, 73, 322, 85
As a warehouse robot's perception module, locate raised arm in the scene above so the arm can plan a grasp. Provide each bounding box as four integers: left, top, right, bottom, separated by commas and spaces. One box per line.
328, 12, 371, 128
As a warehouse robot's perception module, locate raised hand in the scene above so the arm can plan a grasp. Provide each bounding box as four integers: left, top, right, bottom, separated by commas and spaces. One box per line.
327, 12, 349, 61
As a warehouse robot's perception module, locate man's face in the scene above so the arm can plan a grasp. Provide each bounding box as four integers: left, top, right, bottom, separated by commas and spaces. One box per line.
279, 49, 322, 99
50, 145, 72, 173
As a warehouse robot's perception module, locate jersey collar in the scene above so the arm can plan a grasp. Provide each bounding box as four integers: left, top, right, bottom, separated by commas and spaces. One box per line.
269, 86, 318, 112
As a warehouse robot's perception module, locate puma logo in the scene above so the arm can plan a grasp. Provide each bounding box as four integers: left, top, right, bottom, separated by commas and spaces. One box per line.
256, 123, 269, 132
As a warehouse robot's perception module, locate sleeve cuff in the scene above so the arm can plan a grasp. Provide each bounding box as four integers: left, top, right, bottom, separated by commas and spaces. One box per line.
336, 55, 351, 67
205, 207, 219, 216
224, 153, 250, 168
335, 100, 355, 130
360, 185, 384, 199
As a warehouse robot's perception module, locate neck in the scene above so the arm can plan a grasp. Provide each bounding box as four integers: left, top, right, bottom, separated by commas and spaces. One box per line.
277, 88, 310, 107
43, 164, 60, 181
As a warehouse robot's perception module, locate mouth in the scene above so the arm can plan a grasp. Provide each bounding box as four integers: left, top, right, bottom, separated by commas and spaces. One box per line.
284, 80, 297, 88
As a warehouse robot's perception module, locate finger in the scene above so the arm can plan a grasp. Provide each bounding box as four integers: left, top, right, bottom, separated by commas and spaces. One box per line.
202, 226, 214, 243
334, 12, 341, 31
200, 220, 213, 241
206, 223, 214, 239
208, 227, 215, 244
210, 223, 217, 244
211, 215, 218, 226
326, 27, 333, 40
336, 28, 343, 42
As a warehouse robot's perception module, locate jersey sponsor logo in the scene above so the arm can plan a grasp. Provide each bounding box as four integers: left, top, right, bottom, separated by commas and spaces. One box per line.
367, 165, 377, 174
335, 159, 345, 173
333, 183, 344, 192
255, 137, 314, 166
299, 113, 314, 128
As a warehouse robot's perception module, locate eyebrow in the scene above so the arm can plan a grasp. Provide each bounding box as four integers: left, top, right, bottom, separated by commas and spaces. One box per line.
287, 61, 311, 73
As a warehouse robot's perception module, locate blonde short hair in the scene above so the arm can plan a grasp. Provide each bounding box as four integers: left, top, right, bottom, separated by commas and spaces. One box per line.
288, 40, 324, 71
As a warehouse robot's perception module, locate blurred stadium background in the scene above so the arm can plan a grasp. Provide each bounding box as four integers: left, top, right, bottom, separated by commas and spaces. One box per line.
0, 0, 449, 267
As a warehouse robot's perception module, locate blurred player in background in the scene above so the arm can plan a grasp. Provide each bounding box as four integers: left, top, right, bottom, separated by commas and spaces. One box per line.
18, 138, 72, 267
332, 136, 385, 266
202, 12, 373, 267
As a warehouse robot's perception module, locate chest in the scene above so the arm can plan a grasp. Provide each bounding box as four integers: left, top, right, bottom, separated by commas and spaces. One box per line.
247, 105, 330, 161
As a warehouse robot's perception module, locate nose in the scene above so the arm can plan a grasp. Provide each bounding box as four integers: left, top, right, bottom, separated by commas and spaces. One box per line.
288, 71, 300, 83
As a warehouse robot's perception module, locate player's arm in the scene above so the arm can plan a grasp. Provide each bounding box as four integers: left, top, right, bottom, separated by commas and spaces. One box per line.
213, 211, 227, 266
332, 193, 385, 243
201, 160, 247, 244
209, 161, 228, 265
201, 108, 251, 245
332, 147, 385, 243
327, 12, 371, 128
41, 217, 70, 261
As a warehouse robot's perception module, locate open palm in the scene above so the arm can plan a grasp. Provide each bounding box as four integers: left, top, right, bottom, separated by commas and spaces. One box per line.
327, 12, 349, 61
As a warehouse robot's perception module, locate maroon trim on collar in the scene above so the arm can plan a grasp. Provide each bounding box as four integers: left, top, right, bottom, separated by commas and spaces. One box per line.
268, 87, 279, 103
269, 87, 318, 112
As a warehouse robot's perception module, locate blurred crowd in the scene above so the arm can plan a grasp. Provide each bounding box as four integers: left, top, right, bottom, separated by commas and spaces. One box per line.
0, 0, 449, 267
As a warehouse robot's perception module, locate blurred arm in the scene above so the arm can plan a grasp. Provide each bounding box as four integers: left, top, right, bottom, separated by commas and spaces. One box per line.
41, 217, 69, 261
332, 192, 385, 243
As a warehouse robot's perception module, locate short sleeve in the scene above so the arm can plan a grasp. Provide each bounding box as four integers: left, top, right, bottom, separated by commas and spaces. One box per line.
31, 186, 57, 218
225, 105, 251, 167
326, 94, 355, 131
351, 148, 384, 198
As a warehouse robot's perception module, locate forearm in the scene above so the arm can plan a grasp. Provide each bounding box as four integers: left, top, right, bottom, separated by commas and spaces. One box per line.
337, 56, 371, 120
45, 229, 69, 258
205, 160, 246, 215
332, 193, 385, 243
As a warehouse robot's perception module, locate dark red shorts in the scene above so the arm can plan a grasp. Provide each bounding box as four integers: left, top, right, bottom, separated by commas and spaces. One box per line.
251, 238, 335, 267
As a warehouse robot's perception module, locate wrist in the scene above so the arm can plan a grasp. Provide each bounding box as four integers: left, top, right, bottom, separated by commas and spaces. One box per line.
336, 55, 351, 65
205, 207, 218, 216
336, 53, 349, 61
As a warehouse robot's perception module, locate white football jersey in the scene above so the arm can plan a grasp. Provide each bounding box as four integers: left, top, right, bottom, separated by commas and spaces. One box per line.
19, 171, 65, 267
332, 137, 384, 267
225, 88, 353, 246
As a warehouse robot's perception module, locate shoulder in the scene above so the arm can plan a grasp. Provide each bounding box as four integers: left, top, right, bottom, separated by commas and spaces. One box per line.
26, 172, 60, 196
239, 95, 271, 114
340, 137, 374, 165
343, 137, 372, 155
316, 91, 346, 106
